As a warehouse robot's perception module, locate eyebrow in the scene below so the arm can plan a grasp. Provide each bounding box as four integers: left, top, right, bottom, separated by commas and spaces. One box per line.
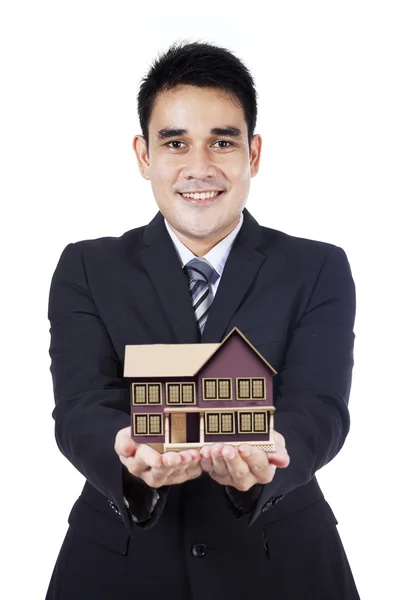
156, 126, 243, 141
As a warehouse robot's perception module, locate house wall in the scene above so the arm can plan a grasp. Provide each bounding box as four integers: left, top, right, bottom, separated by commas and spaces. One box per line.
196, 334, 273, 408
204, 412, 272, 444
129, 375, 195, 413
130, 375, 195, 444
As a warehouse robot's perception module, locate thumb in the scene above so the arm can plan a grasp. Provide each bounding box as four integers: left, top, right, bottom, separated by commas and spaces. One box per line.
268, 450, 290, 468
115, 426, 137, 457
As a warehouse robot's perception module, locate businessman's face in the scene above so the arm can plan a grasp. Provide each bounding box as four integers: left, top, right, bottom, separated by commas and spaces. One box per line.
133, 84, 261, 244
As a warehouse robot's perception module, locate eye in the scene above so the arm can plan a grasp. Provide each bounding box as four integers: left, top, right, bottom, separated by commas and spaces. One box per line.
213, 140, 232, 148
167, 141, 186, 150
165, 140, 234, 150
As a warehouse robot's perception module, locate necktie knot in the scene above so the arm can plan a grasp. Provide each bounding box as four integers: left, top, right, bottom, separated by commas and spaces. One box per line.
183, 257, 216, 284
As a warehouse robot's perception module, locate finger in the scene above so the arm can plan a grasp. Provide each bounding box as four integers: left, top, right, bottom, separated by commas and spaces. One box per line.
238, 445, 269, 470
162, 451, 183, 468
210, 443, 231, 477
186, 459, 203, 479
144, 451, 181, 485
185, 465, 203, 481
165, 451, 195, 477
222, 446, 252, 486
180, 450, 202, 468
154, 454, 201, 486
274, 430, 286, 449
173, 451, 201, 477
114, 426, 137, 458
186, 449, 202, 461
238, 445, 276, 484
121, 451, 165, 485
241, 441, 289, 468
268, 448, 290, 468
133, 444, 163, 472
167, 464, 203, 485
200, 445, 214, 473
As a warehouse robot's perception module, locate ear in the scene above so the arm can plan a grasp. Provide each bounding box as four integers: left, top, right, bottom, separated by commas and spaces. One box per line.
249, 134, 262, 178
132, 135, 150, 180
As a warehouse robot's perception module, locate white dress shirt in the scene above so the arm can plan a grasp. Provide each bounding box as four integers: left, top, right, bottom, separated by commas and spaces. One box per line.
164, 212, 244, 297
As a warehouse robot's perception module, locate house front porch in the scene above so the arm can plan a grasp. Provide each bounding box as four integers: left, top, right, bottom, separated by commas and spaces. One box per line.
159, 406, 276, 453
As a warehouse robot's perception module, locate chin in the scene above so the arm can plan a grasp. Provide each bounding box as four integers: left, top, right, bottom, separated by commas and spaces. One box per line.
183, 216, 223, 239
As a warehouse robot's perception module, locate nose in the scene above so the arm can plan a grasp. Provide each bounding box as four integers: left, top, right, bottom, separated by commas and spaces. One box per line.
181, 146, 219, 181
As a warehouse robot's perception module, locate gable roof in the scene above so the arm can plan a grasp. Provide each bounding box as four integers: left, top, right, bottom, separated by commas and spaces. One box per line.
124, 327, 277, 378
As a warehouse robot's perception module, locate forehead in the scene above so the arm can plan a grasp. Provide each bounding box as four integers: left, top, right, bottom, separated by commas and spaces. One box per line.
149, 85, 246, 136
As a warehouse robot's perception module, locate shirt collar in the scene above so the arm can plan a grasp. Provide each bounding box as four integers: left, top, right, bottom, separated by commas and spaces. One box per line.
164, 212, 244, 277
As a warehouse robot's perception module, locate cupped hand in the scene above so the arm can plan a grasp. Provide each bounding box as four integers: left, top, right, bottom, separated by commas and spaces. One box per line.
199, 430, 290, 491
114, 426, 203, 488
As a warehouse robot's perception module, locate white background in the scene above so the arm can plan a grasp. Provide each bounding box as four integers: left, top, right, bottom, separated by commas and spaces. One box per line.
1, 1, 399, 598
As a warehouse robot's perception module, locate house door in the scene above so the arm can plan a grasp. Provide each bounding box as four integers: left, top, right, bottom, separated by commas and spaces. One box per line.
171, 413, 187, 444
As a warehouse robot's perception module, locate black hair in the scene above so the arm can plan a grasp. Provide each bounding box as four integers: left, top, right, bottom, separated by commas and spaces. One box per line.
137, 40, 258, 151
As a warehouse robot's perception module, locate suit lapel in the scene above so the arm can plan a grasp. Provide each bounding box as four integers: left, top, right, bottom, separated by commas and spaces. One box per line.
201, 208, 266, 343
140, 208, 267, 345
140, 212, 200, 344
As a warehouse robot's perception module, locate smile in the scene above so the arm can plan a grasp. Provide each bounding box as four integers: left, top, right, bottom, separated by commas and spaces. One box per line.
179, 190, 224, 201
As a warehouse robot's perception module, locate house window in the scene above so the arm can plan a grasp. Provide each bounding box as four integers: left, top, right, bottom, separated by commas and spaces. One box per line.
134, 384, 147, 404
239, 412, 252, 433
182, 384, 195, 404
205, 412, 235, 434
148, 385, 161, 404
203, 378, 232, 400
133, 414, 163, 436
207, 413, 220, 433
149, 414, 162, 435
132, 383, 162, 405
238, 411, 267, 434
218, 379, 231, 399
134, 415, 148, 435
252, 379, 265, 399
236, 377, 266, 400
166, 382, 195, 405
168, 384, 180, 404
221, 413, 234, 433
253, 412, 266, 432
205, 380, 217, 399
238, 379, 250, 399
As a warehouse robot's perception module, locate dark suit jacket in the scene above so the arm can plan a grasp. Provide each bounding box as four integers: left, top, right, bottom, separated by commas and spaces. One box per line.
45, 208, 359, 599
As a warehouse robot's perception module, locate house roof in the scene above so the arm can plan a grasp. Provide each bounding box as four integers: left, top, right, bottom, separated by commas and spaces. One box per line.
123, 327, 277, 378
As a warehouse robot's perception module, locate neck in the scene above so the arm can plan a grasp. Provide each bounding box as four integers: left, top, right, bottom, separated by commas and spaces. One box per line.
168, 217, 240, 256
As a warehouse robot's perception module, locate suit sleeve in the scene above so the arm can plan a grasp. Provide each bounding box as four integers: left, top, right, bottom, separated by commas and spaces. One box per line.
48, 242, 169, 534
248, 244, 356, 526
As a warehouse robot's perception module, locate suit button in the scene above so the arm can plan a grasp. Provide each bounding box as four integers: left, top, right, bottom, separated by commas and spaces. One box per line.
191, 543, 207, 557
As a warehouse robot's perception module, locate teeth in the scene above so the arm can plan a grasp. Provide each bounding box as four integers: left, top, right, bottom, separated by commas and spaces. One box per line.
181, 190, 221, 200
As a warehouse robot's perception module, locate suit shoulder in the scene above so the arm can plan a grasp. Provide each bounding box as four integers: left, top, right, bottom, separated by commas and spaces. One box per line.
55, 224, 147, 265
258, 225, 351, 275
49, 224, 148, 282
73, 224, 146, 251
260, 224, 346, 257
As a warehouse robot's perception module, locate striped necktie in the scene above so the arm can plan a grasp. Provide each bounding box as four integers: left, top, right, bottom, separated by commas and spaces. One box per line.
184, 257, 217, 336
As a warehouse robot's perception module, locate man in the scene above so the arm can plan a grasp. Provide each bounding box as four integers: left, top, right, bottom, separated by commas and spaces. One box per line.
45, 41, 360, 599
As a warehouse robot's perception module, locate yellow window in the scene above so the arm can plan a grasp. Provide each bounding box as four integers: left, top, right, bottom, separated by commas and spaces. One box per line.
221, 413, 234, 433
135, 415, 148, 435
238, 379, 250, 399
239, 413, 252, 433
149, 414, 162, 435
133, 384, 146, 404
205, 379, 217, 399
218, 379, 231, 399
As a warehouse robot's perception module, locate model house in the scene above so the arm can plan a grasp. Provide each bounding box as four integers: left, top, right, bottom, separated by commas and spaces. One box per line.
123, 327, 277, 453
